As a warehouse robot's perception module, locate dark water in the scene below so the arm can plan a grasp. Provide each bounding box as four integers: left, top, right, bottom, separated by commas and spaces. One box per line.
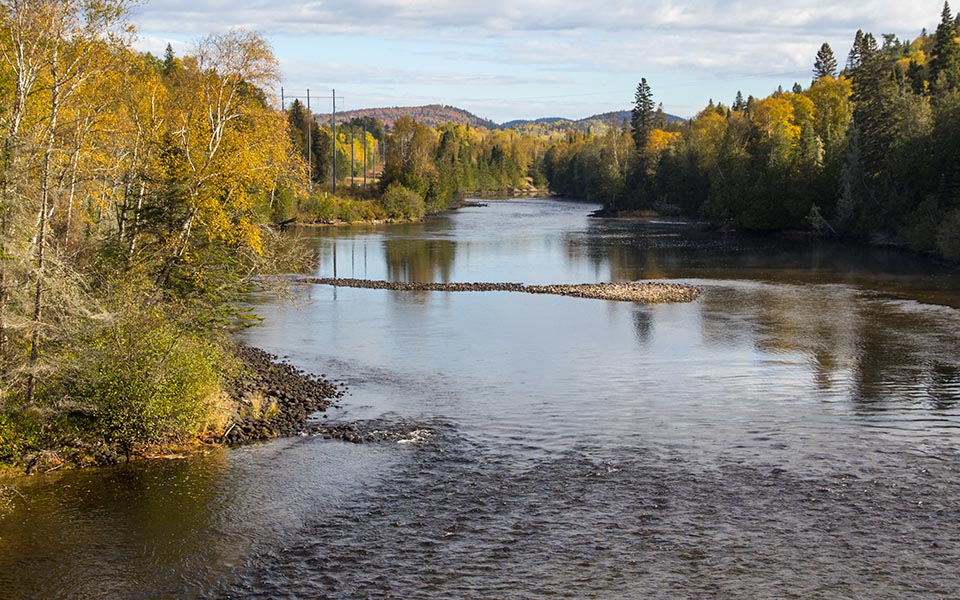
2, 198, 960, 599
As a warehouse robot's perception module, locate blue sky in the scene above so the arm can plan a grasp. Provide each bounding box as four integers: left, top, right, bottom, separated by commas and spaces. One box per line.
132, 0, 946, 123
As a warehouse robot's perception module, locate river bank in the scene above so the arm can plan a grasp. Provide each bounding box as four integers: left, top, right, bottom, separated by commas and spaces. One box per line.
0, 345, 346, 478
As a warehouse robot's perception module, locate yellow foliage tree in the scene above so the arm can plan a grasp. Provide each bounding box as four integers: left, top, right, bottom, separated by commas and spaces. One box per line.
750, 97, 800, 142
645, 129, 681, 155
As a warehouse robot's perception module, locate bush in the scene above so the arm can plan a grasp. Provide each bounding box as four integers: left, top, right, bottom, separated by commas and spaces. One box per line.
379, 183, 426, 220
300, 192, 385, 223
62, 310, 237, 457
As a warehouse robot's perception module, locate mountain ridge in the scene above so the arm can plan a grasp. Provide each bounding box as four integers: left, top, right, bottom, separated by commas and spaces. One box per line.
315, 105, 685, 130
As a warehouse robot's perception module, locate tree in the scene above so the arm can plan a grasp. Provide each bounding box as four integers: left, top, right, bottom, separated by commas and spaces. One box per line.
0, 0, 135, 403
733, 91, 746, 112
814, 43, 839, 80
930, 2, 960, 92
631, 78, 655, 152
162, 42, 176, 75
847, 30, 866, 72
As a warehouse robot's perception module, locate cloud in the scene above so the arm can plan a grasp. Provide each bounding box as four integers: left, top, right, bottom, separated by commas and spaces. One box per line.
132, 0, 942, 37
278, 58, 570, 88
129, 1, 948, 122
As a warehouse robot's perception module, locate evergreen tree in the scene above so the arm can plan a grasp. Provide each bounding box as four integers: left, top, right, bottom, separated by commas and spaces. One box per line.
654, 102, 667, 129
733, 91, 746, 111
813, 42, 839, 80
631, 78, 655, 152
930, 2, 960, 92
847, 29, 865, 72
287, 99, 308, 154
162, 43, 176, 75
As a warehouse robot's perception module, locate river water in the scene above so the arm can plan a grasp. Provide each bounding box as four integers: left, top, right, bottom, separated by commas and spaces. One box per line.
2, 198, 960, 599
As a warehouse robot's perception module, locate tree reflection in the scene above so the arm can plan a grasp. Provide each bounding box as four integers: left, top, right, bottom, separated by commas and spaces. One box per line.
697, 283, 960, 413
383, 237, 457, 283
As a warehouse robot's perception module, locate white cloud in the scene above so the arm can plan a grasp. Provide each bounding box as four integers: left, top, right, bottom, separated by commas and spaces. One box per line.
132, 0, 942, 37
129, 0, 948, 121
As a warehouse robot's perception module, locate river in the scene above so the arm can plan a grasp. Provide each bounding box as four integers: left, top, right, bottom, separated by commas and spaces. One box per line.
2, 198, 959, 599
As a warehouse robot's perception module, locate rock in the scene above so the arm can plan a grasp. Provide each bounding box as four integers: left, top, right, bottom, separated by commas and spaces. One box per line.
218, 345, 343, 445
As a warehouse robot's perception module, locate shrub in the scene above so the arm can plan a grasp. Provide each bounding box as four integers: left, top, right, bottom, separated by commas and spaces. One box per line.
300, 192, 386, 223
379, 183, 426, 220
62, 310, 237, 458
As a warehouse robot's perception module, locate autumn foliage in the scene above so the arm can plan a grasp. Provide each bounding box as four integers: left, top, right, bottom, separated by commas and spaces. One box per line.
0, 1, 306, 460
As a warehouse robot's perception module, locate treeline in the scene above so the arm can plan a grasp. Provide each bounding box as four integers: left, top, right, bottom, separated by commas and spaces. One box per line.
0, 1, 309, 462
284, 109, 550, 222
542, 3, 960, 260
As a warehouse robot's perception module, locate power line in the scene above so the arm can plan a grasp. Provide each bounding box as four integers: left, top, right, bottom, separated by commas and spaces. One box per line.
280, 88, 342, 193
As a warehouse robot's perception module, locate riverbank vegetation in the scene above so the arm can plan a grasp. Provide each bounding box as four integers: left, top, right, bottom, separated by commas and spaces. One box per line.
0, 1, 324, 469
282, 110, 550, 224
542, 4, 960, 261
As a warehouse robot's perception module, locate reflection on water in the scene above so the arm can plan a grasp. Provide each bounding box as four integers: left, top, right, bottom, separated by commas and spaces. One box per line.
3, 198, 960, 599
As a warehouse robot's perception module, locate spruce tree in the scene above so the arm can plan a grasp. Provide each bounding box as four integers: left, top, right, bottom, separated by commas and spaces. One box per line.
813, 42, 838, 80
162, 43, 176, 75
847, 30, 865, 72
631, 78, 655, 152
931, 2, 960, 92
733, 91, 746, 111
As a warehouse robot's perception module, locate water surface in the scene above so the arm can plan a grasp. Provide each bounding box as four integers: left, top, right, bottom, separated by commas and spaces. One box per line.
2, 198, 959, 599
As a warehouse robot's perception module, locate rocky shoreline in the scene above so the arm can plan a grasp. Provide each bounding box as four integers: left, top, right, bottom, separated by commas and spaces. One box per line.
222, 346, 346, 444
6, 346, 347, 476
303, 278, 702, 304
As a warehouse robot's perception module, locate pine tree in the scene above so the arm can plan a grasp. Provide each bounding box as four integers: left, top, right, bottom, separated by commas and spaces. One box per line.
814, 42, 839, 80
631, 78, 655, 152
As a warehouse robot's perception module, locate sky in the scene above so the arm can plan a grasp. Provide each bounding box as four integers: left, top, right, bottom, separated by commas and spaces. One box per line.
131, 0, 947, 123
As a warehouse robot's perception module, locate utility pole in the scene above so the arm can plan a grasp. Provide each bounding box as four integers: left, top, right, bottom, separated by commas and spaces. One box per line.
332, 89, 337, 194
350, 124, 355, 191
362, 123, 367, 192
306, 89, 312, 183
280, 88, 340, 189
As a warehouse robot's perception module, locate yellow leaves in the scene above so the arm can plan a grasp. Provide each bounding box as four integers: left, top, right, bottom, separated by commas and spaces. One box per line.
806, 75, 853, 143
645, 129, 681, 155
690, 110, 726, 150
751, 97, 800, 141
787, 93, 814, 125
159, 31, 291, 260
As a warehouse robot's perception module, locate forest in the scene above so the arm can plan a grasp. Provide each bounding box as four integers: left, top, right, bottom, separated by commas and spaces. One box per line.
292, 2, 960, 261
0, 0, 310, 464
542, 4, 960, 260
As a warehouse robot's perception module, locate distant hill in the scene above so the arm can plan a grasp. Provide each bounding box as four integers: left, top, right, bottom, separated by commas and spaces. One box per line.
584, 110, 685, 125
313, 104, 684, 132
500, 117, 570, 129
503, 110, 685, 133
315, 104, 497, 129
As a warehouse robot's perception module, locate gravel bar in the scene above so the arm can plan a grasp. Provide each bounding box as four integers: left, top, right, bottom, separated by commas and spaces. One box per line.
303, 278, 701, 304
